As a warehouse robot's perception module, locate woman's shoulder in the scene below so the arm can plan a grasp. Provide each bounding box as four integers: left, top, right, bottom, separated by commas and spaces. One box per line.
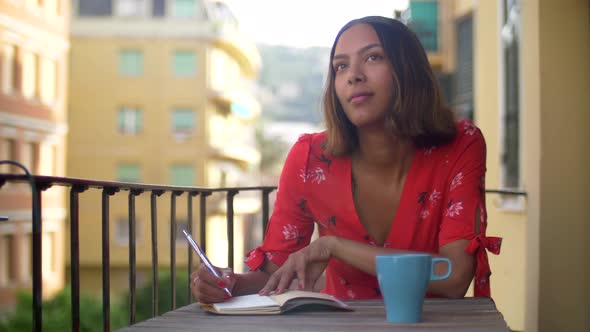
449, 119, 486, 148
294, 131, 328, 151
423, 120, 485, 159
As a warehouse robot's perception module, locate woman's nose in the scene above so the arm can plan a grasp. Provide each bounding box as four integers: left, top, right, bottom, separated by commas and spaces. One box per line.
347, 67, 365, 85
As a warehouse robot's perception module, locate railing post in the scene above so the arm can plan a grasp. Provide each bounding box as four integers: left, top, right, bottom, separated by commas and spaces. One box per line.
70, 184, 88, 332
261, 188, 274, 240
170, 191, 182, 310
32, 180, 51, 332
187, 192, 199, 302
128, 188, 143, 325
199, 192, 211, 255
150, 190, 164, 318
226, 190, 238, 269
102, 187, 119, 332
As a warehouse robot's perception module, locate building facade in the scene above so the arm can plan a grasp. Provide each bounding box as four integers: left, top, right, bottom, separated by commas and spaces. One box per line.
0, 0, 69, 308
67, 0, 261, 292
405, 1, 589, 331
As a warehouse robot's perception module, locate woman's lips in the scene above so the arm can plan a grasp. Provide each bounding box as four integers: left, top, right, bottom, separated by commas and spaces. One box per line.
349, 93, 372, 105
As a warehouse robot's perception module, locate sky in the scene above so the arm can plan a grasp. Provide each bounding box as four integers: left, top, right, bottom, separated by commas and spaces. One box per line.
222, 0, 409, 48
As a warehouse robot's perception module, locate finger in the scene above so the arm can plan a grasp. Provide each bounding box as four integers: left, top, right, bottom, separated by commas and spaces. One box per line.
219, 268, 237, 293
275, 264, 296, 293
197, 263, 224, 285
259, 270, 280, 295
194, 275, 229, 303
295, 255, 306, 290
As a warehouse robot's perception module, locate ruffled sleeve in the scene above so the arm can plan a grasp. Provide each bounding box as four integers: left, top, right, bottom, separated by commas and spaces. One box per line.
245, 134, 316, 271
438, 120, 502, 297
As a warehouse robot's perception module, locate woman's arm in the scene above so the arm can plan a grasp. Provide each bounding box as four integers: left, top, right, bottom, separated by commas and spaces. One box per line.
233, 260, 279, 296
326, 236, 475, 298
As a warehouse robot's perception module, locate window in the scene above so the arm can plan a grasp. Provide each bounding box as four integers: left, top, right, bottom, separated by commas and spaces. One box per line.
40, 58, 57, 105
453, 15, 474, 121
171, 108, 195, 134
119, 50, 143, 76
22, 51, 39, 99
117, 164, 140, 182
172, 51, 196, 77
79, 0, 112, 16
21, 142, 38, 174
115, 217, 141, 245
115, 0, 147, 17
153, 0, 165, 16
500, 0, 521, 189
117, 107, 143, 135
170, 164, 194, 186
172, 0, 198, 18
0, 138, 16, 173
2, 45, 17, 95
38, 143, 56, 175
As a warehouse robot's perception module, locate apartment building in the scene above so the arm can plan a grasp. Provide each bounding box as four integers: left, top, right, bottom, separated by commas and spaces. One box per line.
405, 1, 589, 331
0, 0, 70, 308
67, 0, 261, 292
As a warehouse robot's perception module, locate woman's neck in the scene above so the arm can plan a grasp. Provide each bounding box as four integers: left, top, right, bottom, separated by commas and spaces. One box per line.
353, 128, 414, 174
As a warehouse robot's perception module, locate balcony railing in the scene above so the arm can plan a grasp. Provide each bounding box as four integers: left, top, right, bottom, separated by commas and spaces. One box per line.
0, 171, 275, 332
0, 169, 526, 332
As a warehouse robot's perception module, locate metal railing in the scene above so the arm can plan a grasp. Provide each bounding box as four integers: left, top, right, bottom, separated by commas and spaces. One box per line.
0, 171, 527, 332
0, 173, 275, 332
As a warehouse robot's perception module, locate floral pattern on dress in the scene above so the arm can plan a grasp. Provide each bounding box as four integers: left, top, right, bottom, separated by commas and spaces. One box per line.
429, 190, 442, 206
282, 224, 299, 241
450, 172, 464, 191
464, 122, 477, 135
346, 289, 356, 299
445, 200, 464, 217
299, 167, 326, 184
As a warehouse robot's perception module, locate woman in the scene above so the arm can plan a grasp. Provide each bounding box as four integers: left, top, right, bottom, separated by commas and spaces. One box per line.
191, 16, 501, 303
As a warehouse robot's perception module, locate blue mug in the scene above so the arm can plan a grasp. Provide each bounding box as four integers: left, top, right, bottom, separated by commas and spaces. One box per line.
376, 254, 452, 323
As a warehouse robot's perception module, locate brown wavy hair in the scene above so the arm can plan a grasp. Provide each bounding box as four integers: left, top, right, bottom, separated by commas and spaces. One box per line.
323, 16, 456, 156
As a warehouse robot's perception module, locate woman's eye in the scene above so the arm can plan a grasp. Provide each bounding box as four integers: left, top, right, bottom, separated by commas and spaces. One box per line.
334, 63, 347, 72
367, 54, 381, 62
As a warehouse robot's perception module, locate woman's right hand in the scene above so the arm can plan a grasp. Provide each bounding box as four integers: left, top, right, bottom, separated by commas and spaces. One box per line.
190, 263, 237, 304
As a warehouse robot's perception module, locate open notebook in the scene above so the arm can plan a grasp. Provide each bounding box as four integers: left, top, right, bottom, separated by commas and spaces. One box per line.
201, 290, 352, 315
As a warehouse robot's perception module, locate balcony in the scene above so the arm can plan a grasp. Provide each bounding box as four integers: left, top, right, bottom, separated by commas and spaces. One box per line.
0, 167, 525, 331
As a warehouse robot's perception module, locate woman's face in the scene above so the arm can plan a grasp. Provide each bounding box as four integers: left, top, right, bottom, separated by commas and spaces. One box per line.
332, 23, 395, 129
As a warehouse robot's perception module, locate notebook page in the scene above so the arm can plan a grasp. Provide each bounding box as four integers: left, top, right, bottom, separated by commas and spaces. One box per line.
213, 294, 277, 310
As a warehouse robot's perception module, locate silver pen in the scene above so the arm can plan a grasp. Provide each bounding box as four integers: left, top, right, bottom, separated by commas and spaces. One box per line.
182, 229, 232, 297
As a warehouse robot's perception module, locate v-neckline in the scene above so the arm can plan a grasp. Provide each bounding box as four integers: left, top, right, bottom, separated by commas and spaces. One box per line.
345, 151, 418, 246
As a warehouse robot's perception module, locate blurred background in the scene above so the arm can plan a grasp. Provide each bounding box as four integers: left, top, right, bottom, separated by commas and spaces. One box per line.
0, 0, 588, 331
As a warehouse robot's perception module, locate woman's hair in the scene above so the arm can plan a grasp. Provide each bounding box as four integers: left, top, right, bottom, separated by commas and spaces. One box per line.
323, 16, 456, 156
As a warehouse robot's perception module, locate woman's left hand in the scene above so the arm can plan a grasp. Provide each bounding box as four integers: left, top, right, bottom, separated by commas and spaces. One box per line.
259, 236, 335, 295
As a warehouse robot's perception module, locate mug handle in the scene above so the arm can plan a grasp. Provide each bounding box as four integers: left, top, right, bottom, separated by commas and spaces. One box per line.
430, 257, 452, 281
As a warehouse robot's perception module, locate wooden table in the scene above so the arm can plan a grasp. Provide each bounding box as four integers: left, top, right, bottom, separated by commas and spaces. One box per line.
117, 297, 510, 332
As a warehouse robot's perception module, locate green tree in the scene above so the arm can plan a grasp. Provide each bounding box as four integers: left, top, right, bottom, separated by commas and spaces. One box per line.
123, 270, 191, 323
255, 124, 289, 175
0, 287, 127, 332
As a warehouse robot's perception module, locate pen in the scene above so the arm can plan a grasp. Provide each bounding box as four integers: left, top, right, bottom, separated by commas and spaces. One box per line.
182, 229, 232, 297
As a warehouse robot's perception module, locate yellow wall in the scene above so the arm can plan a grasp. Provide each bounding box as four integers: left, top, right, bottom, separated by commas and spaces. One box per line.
441, 1, 529, 329
522, 0, 590, 331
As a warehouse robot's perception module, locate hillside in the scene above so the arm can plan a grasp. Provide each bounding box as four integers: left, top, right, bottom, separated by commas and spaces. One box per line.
256, 44, 330, 125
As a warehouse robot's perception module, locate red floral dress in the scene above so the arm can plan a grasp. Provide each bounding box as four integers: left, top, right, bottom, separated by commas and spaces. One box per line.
245, 120, 501, 299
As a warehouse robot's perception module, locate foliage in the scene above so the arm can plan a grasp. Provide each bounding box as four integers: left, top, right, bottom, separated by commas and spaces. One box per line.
122, 270, 191, 323
255, 123, 289, 173
0, 287, 126, 332
257, 44, 329, 124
